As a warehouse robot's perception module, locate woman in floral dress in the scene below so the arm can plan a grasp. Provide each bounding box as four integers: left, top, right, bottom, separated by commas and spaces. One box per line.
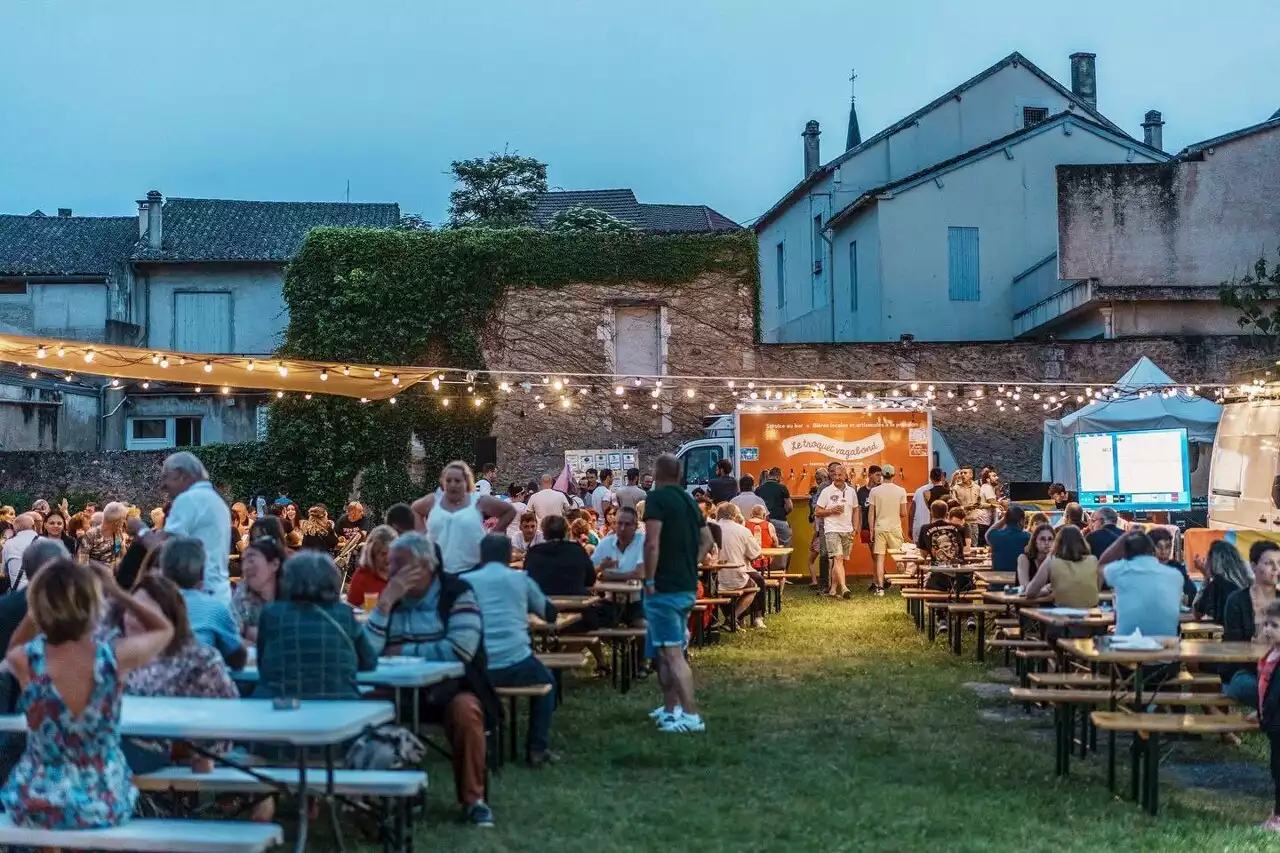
119, 574, 239, 773
0, 557, 172, 829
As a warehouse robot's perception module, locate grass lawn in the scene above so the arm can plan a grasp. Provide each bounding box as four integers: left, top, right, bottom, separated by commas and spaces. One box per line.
344, 589, 1276, 852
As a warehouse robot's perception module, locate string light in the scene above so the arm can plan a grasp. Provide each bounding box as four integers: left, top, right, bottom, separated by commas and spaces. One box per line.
247, 359, 255, 371
194, 386, 202, 393
110, 379, 120, 388
221, 386, 230, 395
203, 360, 212, 373
83, 349, 94, 363
56, 346, 65, 358
304, 393, 313, 400
279, 364, 289, 377
359, 397, 369, 404
141, 381, 150, 389
391, 374, 400, 386
614, 385, 624, 395
474, 397, 483, 408
343, 366, 351, 376
160, 357, 169, 368
64, 374, 73, 382
373, 368, 381, 379
685, 388, 696, 399
151, 353, 160, 365
441, 398, 450, 407
277, 391, 284, 399
27, 371, 36, 379
552, 379, 563, 391
389, 396, 396, 405
431, 377, 440, 390
179, 357, 186, 366
320, 369, 328, 381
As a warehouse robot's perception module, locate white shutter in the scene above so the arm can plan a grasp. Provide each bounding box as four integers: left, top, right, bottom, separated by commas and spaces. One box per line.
173, 292, 232, 353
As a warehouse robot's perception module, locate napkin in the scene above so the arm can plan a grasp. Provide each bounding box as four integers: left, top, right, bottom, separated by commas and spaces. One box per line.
1109, 629, 1163, 651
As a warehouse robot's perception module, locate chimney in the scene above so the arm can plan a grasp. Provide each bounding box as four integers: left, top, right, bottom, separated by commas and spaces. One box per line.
143, 190, 163, 250
1142, 110, 1165, 151
57, 208, 71, 218
802, 120, 822, 177
1069, 52, 1097, 109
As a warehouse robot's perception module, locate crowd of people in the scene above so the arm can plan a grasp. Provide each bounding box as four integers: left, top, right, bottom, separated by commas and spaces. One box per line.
0, 450, 722, 834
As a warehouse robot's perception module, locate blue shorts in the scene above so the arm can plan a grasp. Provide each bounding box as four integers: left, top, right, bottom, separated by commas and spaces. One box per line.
644, 590, 695, 655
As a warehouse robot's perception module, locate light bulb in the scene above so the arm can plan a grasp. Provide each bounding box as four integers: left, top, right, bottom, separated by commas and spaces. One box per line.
276, 391, 284, 399
160, 357, 169, 368
615, 386, 624, 395
36, 345, 47, 359
633, 378, 642, 387
203, 360, 212, 373
221, 386, 230, 394
391, 374, 400, 386
343, 366, 351, 376
304, 393, 312, 400
359, 397, 369, 404
728, 381, 735, 389
552, 379, 563, 391
179, 357, 186, 365
708, 402, 716, 410
56, 346, 65, 358
83, 350, 94, 363
27, 371, 36, 379
622, 402, 629, 410
389, 397, 396, 405
474, 397, 483, 408
651, 403, 659, 410
442, 398, 450, 407
141, 381, 150, 389
320, 369, 328, 381
279, 365, 288, 377
247, 359, 255, 371
110, 379, 119, 387
560, 397, 570, 409
430, 377, 440, 390
685, 388, 696, 398
64, 374, 73, 382
151, 353, 159, 364
373, 368, 381, 379
537, 402, 546, 410
194, 386, 202, 393
747, 381, 755, 389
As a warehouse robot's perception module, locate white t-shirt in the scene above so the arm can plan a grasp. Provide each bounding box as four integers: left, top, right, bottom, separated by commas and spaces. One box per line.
589, 485, 616, 513
868, 482, 908, 533
527, 488, 570, 521
816, 484, 858, 534
505, 501, 528, 538
476, 478, 493, 496
911, 484, 932, 539
976, 482, 998, 526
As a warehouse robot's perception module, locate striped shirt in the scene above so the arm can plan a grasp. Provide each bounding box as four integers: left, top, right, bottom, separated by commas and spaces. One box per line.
364, 579, 482, 663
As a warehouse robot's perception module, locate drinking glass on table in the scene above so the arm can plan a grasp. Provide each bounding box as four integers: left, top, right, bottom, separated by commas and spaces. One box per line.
363, 592, 378, 613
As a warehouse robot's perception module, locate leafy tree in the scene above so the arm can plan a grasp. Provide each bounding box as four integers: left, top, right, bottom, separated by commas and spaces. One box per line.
1220, 250, 1280, 346
550, 205, 634, 234
397, 213, 432, 230
447, 151, 548, 228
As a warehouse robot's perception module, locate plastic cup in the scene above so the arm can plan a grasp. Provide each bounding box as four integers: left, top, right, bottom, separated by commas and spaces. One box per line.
363, 593, 378, 613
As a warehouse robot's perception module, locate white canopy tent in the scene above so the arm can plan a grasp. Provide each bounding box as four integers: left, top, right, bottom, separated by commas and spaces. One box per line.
1041, 357, 1222, 491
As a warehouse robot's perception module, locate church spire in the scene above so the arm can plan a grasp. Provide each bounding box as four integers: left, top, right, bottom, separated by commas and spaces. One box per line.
846, 68, 862, 150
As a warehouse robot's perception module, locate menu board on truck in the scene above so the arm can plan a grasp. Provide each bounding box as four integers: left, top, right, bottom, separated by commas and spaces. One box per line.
735, 409, 932, 499
564, 449, 639, 477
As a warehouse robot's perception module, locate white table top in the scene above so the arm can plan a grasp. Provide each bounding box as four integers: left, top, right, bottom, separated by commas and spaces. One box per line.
0, 696, 395, 746
233, 657, 463, 689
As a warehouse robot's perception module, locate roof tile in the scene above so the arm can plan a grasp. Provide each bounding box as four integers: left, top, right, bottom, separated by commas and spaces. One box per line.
0, 215, 137, 276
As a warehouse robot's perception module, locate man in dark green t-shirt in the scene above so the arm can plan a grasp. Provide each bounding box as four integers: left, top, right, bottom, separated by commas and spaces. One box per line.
642, 453, 712, 734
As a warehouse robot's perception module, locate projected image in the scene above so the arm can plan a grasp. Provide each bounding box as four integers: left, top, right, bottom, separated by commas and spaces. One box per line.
1074, 428, 1191, 511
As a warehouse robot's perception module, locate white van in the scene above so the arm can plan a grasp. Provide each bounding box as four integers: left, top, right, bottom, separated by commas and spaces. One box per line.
1208, 400, 1280, 531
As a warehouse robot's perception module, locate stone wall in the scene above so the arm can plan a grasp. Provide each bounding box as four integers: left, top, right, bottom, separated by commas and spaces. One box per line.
0, 449, 169, 508
482, 270, 1265, 482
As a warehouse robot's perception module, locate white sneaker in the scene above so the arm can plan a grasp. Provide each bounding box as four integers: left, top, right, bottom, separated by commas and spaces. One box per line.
874, 586, 886, 597
659, 713, 706, 733
752, 617, 767, 629
650, 704, 682, 721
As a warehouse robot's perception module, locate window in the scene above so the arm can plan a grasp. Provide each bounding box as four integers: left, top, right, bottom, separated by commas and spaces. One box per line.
848, 241, 858, 312
126, 416, 203, 450
812, 214, 824, 275
775, 242, 785, 309
614, 306, 661, 378
0, 281, 27, 295
679, 445, 722, 487
173, 292, 232, 353
1022, 106, 1049, 128
947, 227, 980, 301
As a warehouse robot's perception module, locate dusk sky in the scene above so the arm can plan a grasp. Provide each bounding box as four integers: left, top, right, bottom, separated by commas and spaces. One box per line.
2, 1, 1277, 226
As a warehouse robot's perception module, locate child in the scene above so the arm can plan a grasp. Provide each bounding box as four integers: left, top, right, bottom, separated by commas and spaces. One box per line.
1258, 599, 1280, 831
0, 558, 173, 830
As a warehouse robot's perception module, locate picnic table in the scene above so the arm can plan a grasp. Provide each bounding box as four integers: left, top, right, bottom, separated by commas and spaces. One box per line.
760, 547, 793, 558
547, 595, 597, 610
974, 571, 1015, 587
0, 696, 394, 853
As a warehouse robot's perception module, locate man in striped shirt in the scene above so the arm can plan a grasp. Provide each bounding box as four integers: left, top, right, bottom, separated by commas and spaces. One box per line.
365, 532, 495, 827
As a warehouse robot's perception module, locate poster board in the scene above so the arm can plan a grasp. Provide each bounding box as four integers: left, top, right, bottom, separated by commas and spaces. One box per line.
564, 448, 638, 477
735, 409, 932, 500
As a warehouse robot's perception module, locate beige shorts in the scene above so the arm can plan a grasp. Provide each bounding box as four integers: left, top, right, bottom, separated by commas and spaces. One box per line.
873, 528, 904, 555
823, 531, 853, 558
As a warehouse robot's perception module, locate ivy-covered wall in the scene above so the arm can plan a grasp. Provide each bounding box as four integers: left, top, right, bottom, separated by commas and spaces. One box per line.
260, 227, 756, 509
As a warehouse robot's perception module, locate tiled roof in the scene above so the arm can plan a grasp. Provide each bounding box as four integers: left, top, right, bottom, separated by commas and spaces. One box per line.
132, 198, 401, 262
0, 215, 137, 277
1176, 115, 1280, 161
530, 190, 740, 233
754, 51, 1136, 231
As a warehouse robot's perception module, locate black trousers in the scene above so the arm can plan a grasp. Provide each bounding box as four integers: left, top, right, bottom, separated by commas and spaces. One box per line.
1269, 731, 1280, 813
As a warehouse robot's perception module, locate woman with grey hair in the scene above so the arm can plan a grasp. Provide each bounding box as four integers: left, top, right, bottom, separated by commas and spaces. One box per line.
254, 551, 376, 701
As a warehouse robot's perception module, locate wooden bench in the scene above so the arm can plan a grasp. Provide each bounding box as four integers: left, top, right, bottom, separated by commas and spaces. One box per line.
0, 815, 283, 852
136, 766, 427, 797
1090, 711, 1258, 814
940, 603, 1007, 660
494, 684, 555, 762
1029, 671, 1220, 690
589, 627, 649, 693
900, 590, 981, 630
537, 651, 590, 705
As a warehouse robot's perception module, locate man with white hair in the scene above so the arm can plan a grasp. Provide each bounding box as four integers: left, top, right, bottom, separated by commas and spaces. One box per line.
1, 513, 40, 590
77, 502, 127, 568
129, 451, 232, 602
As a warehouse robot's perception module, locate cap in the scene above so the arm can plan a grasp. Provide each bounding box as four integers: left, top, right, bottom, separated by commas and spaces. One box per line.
880, 463, 896, 478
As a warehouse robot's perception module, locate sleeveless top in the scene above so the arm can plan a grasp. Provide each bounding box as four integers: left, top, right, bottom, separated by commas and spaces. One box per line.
0, 637, 137, 829
1048, 556, 1101, 609
428, 492, 486, 574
